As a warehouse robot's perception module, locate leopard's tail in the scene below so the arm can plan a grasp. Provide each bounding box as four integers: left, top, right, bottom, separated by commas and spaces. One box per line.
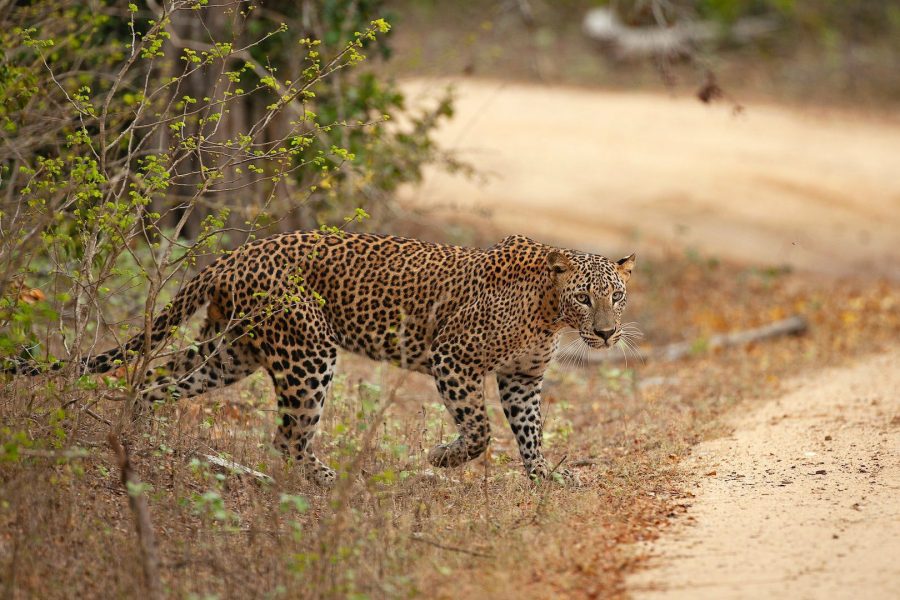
4, 270, 213, 377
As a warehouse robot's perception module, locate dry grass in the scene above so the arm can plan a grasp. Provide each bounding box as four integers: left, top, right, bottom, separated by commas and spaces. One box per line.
1, 253, 897, 599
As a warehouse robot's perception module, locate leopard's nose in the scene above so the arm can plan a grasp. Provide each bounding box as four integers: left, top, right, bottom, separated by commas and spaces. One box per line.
594, 328, 615, 342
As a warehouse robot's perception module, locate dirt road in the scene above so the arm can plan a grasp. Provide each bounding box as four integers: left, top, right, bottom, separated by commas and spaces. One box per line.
400, 79, 900, 277
627, 348, 900, 599
398, 79, 900, 597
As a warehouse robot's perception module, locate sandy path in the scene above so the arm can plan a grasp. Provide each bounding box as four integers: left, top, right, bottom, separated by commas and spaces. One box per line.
627, 348, 900, 599
397, 80, 900, 595
400, 79, 900, 277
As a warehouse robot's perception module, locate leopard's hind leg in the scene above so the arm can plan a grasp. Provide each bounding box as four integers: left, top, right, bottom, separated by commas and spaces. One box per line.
139, 315, 261, 407
260, 310, 338, 487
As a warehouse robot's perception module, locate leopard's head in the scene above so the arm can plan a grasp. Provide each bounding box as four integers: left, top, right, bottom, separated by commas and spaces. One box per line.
548, 250, 635, 349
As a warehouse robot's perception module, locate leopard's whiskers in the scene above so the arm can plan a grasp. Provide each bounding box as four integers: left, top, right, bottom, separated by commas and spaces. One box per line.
618, 332, 645, 365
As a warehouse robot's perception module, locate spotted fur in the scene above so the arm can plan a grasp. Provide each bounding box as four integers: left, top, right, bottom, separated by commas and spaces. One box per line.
15, 232, 635, 486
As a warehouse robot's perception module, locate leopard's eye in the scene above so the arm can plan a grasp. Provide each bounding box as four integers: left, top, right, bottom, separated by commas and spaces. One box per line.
612, 291, 624, 303
575, 293, 592, 306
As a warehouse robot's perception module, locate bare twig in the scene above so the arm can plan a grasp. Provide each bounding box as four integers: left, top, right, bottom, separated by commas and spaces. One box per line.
84, 407, 112, 426
107, 434, 162, 600
548, 453, 568, 478
528, 454, 571, 526
409, 533, 494, 558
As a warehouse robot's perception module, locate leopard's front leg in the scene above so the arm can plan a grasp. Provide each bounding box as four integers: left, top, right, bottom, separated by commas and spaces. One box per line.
497, 371, 580, 485
428, 352, 491, 468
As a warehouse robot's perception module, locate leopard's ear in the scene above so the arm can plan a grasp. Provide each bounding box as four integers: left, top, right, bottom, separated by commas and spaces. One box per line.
616, 254, 635, 283
547, 251, 572, 276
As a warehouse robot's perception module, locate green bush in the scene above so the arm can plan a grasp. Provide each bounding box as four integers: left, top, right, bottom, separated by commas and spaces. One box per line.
0, 0, 454, 381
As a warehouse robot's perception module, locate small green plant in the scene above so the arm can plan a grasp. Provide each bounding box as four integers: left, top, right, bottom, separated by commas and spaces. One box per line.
190, 489, 240, 527
544, 399, 575, 446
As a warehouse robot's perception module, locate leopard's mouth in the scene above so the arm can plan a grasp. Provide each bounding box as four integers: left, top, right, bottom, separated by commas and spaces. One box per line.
580, 334, 616, 350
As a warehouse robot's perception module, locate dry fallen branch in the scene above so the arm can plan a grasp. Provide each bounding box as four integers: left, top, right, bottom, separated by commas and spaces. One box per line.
198, 453, 274, 485
107, 434, 162, 600
582, 7, 778, 60
560, 315, 809, 366
13, 447, 90, 459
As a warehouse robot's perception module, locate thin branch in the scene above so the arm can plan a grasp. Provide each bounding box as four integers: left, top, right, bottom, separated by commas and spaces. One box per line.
107, 434, 162, 600
409, 533, 494, 558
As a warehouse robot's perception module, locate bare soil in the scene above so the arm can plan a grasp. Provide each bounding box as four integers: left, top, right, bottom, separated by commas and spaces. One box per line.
400, 78, 900, 278
628, 348, 900, 599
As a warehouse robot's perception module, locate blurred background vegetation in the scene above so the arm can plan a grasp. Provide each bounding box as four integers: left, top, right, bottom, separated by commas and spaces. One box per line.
384, 0, 900, 108
0, 0, 455, 246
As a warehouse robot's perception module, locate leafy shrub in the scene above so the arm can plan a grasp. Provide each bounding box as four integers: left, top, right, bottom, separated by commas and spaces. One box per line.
0, 0, 455, 396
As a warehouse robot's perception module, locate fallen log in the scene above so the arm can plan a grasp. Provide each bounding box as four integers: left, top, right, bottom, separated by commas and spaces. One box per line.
558, 315, 808, 365
582, 7, 779, 61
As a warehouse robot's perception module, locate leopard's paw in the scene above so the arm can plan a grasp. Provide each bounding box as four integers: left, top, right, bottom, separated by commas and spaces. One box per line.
428, 442, 466, 468
312, 464, 337, 488
527, 460, 582, 487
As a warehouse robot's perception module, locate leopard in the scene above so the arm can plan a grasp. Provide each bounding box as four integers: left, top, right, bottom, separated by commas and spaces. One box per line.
10, 232, 635, 487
